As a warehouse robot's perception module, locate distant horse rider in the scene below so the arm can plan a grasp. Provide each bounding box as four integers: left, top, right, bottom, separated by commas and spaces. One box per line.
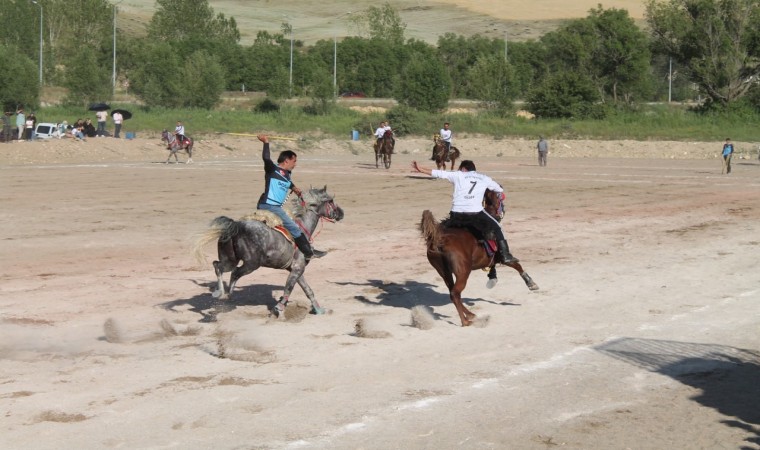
384, 120, 395, 151
374, 121, 386, 149
256, 134, 327, 260
174, 121, 186, 143
432, 122, 452, 161
411, 159, 519, 265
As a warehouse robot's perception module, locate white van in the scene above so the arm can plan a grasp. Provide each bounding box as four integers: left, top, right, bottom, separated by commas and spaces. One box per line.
34, 122, 62, 139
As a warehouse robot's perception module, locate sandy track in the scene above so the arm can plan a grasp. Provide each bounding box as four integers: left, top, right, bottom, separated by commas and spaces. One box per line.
1, 138, 759, 449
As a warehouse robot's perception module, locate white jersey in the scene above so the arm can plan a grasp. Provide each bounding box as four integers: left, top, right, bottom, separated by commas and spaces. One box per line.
175, 125, 185, 135
431, 169, 503, 213
375, 127, 385, 138
439, 128, 452, 143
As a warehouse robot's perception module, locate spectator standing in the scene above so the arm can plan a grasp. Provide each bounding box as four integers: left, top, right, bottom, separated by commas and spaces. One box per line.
112, 111, 123, 138
15, 109, 25, 141
28, 112, 37, 140
96, 110, 108, 136
24, 115, 34, 141
722, 138, 734, 174
537, 136, 549, 167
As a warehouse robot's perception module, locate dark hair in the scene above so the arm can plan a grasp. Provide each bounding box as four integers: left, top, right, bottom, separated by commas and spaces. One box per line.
459, 160, 476, 171
277, 150, 297, 163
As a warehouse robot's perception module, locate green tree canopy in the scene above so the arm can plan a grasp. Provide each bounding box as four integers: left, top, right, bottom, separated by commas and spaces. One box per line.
0, 45, 40, 111
541, 6, 652, 103
358, 2, 406, 47
148, 0, 240, 44
647, 0, 760, 107
395, 48, 450, 113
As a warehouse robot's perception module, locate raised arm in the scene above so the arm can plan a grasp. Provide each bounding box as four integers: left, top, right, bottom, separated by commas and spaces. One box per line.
411, 160, 433, 176
258, 134, 270, 161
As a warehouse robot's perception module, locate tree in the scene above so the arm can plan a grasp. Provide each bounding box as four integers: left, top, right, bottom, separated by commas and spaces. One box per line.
396, 51, 450, 113
178, 50, 226, 109
526, 72, 605, 119
148, 0, 239, 43
358, 2, 406, 47
437, 33, 504, 98
129, 42, 183, 107
62, 47, 111, 106
541, 7, 652, 103
0, 44, 40, 111
646, 0, 760, 107
467, 55, 519, 113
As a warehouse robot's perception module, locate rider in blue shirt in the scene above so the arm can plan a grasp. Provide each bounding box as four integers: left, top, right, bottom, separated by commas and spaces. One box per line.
256, 134, 326, 260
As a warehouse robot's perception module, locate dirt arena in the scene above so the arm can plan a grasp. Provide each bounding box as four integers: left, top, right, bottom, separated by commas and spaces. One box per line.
1, 135, 759, 449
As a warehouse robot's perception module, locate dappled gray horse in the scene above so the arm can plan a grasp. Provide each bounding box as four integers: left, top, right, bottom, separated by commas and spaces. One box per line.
193, 186, 344, 316
161, 129, 194, 164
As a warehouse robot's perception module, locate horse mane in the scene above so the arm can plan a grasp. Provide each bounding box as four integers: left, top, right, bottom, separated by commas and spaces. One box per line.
283, 186, 332, 219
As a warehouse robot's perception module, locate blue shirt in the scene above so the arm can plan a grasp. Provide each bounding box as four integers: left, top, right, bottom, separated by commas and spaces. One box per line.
257, 143, 293, 206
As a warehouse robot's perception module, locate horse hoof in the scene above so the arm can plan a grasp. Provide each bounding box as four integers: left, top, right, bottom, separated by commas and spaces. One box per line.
212, 290, 223, 298
311, 306, 326, 315
529, 284, 539, 291
486, 278, 498, 289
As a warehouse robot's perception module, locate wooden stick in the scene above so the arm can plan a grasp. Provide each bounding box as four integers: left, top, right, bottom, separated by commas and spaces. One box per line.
226, 132, 299, 141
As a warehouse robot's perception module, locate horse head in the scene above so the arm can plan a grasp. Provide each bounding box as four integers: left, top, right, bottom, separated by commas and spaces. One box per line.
161, 129, 169, 141
483, 188, 505, 222
304, 186, 344, 222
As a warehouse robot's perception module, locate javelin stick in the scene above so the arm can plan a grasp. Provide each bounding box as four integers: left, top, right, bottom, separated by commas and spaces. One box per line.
225, 132, 300, 141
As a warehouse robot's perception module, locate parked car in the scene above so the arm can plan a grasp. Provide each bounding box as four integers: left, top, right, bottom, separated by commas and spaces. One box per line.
34, 122, 61, 139
340, 91, 366, 98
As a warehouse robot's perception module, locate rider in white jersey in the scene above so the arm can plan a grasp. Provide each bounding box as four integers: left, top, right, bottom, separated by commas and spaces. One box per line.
411, 159, 519, 264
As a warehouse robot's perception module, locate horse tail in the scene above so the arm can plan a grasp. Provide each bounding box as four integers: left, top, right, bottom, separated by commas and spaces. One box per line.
419, 210, 441, 251
192, 216, 237, 265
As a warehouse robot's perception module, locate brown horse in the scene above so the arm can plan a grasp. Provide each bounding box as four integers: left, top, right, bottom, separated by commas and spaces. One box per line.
419, 189, 538, 327
432, 134, 460, 170
374, 129, 394, 169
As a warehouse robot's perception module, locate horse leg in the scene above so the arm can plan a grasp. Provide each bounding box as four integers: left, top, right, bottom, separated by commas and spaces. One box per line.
449, 270, 476, 326
226, 260, 260, 299
296, 274, 325, 314
186, 144, 193, 164
271, 268, 304, 317
506, 262, 539, 291
434, 257, 475, 326
486, 265, 498, 289
212, 239, 238, 299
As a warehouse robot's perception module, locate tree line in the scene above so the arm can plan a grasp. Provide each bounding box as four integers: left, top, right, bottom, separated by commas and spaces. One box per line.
2, 0, 760, 118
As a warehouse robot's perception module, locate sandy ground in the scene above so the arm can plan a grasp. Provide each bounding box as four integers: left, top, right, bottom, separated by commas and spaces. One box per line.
1, 134, 759, 449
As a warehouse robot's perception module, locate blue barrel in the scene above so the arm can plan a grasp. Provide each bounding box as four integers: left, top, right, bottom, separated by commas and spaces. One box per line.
351, 130, 359, 141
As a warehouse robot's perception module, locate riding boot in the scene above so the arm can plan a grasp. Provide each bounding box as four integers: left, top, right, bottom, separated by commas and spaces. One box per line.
294, 234, 327, 260
497, 239, 519, 264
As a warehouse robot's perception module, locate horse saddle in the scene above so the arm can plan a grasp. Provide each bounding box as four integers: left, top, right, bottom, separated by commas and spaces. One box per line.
441, 217, 498, 257
240, 211, 295, 242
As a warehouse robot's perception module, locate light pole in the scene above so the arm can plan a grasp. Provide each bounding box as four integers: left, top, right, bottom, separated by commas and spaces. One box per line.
282, 17, 293, 97
333, 11, 351, 98
31, 0, 43, 85
112, 1, 123, 95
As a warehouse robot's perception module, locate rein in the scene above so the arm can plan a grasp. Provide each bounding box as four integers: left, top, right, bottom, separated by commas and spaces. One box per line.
295, 196, 337, 242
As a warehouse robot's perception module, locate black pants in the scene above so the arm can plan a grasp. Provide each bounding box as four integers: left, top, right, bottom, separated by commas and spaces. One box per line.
449, 210, 504, 241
